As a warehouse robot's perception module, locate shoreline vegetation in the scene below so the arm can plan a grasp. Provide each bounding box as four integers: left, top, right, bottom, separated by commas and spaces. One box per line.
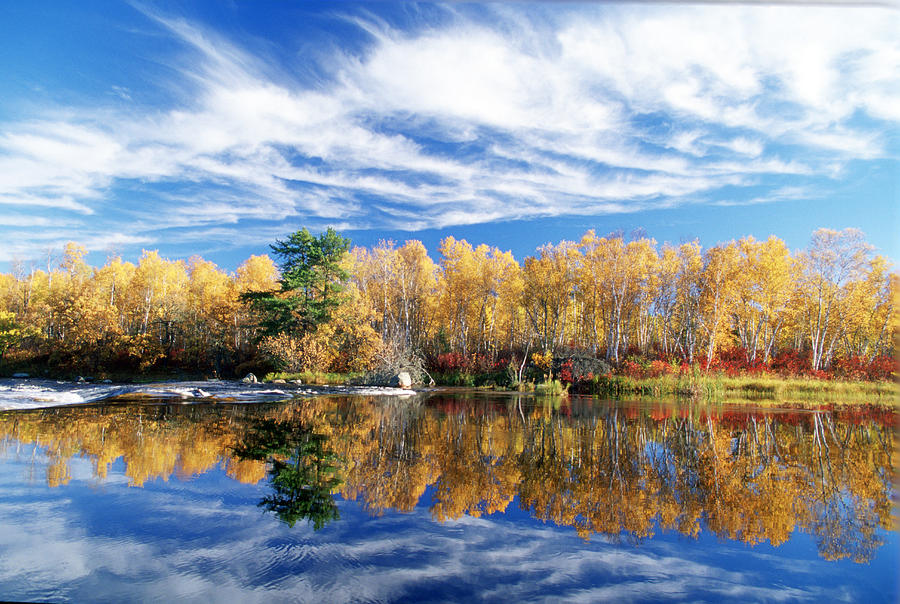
569, 373, 897, 404
2, 369, 894, 409
264, 369, 897, 405
0, 226, 897, 409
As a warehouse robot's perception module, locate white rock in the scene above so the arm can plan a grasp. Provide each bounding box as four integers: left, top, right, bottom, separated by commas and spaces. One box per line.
391, 372, 412, 389
241, 373, 258, 384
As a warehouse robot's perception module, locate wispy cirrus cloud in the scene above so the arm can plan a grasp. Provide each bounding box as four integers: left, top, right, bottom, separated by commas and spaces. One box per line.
0, 3, 897, 263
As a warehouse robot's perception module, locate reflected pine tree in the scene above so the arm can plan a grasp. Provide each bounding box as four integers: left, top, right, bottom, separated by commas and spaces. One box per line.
233, 418, 343, 530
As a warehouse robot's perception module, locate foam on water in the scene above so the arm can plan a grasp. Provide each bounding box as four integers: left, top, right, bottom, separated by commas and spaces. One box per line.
0, 378, 414, 410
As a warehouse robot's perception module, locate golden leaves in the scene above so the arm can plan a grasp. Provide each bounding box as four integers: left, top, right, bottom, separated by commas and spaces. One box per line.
0, 227, 894, 375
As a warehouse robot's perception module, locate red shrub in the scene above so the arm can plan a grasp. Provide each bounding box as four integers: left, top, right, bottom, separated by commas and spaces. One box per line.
645, 360, 669, 378
433, 352, 469, 372
559, 359, 574, 383
770, 350, 811, 377
622, 360, 644, 379
866, 355, 897, 381
833, 355, 896, 381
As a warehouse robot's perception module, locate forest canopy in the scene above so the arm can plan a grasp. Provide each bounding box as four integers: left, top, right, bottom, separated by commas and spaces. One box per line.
0, 227, 895, 381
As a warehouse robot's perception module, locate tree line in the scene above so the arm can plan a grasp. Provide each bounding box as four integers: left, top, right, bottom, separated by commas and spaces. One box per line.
0, 227, 896, 379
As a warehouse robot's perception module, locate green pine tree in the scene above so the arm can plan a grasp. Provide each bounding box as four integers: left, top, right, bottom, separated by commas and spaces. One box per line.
242, 227, 351, 338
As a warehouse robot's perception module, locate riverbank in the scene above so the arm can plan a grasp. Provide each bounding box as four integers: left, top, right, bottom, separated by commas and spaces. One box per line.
261, 372, 897, 406
572, 373, 899, 405
259, 370, 898, 405
2, 368, 895, 409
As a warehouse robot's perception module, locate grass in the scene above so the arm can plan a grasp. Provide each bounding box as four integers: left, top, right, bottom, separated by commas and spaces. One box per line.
715, 375, 896, 403
534, 379, 570, 396
431, 370, 477, 387
263, 371, 364, 385
587, 373, 898, 405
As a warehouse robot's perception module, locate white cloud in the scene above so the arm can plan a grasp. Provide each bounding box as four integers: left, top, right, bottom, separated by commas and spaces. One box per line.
0, 193, 94, 215
719, 137, 764, 158
711, 185, 815, 207
0, 215, 62, 228
0, 3, 897, 262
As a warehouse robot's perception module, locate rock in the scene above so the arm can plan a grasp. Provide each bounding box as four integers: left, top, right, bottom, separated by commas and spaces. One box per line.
272, 378, 287, 384
241, 373, 258, 384
101, 379, 112, 384
12, 372, 29, 378
390, 372, 412, 389
290, 379, 303, 385
77, 376, 86, 383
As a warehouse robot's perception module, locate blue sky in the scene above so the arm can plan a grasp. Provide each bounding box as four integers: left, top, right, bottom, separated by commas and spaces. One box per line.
1, 1, 897, 270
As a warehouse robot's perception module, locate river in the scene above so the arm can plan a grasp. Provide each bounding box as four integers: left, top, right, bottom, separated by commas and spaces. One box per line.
0, 384, 896, 602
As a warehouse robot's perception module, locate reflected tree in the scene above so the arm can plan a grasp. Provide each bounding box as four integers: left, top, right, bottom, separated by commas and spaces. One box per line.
234, 418, 343, 530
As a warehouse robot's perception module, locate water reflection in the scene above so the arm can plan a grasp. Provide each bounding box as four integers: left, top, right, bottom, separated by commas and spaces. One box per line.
233, 419, 342, 529
0, 394, 893, 562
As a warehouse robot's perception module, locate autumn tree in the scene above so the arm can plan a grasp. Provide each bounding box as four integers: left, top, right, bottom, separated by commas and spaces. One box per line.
652, 244, 680, 356
698, 242, 740, 365
233, 254, 279, 354
0, 310, 21, 362
576, 233, 657, 363
672, 241, 703, 364
732, 236, 796, 364
522, 241, 579, 355
182, 257, 234, 370
797, 228, 874, 370
435, 237, 479, 355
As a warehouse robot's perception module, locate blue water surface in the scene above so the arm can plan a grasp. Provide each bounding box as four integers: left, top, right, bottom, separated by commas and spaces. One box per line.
0, 394, 896, 603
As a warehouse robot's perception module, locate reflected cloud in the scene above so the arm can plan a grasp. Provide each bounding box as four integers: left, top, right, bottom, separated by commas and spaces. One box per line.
0, 395, 895, 603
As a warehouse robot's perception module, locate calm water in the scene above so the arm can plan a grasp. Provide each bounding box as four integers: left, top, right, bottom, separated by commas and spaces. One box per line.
0, 390, 896, 602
